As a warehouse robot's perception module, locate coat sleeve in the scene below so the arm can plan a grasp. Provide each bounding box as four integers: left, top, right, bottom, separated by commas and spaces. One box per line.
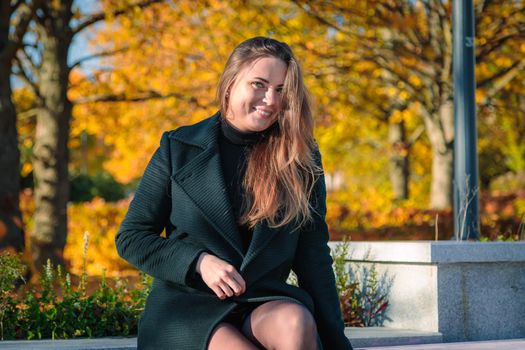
115, 131, 205, 286
292, 149, 353, 350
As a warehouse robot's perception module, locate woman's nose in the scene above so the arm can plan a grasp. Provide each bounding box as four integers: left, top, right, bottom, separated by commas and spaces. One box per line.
263, 89, 278, 106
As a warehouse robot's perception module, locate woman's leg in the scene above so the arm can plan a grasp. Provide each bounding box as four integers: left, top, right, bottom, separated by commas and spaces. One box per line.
241, 300, 319, 350
208, 322, 259, 350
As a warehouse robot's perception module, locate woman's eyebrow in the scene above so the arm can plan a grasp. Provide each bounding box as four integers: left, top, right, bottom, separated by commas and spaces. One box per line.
253, 77, 284, 87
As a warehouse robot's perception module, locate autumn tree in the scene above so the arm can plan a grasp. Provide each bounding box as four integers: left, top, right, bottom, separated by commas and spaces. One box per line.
13, 0, 163, 270
77, 0, 412, 207
292, 0, 525, 209
72, 0, 326, 181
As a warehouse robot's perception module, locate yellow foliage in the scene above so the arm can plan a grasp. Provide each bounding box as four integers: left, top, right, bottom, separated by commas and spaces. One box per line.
21, 191, 136, 277
65, 197, 134, 276
408, 75, 422, 88
21, 163, 33, 177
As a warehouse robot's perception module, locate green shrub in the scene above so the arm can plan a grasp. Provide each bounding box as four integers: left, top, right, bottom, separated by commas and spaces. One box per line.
70, 171, 127, 203
2, 237, 390, 340
0, 253, 150, 340
0, 252, 26, 340
332, 238, 393, 327
290, 238, 392, 327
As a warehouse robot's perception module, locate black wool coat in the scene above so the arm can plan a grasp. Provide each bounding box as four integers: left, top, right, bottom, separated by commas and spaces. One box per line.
116, 112, 353, 350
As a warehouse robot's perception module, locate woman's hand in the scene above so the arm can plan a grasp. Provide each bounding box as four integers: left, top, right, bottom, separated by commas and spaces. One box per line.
196, 252, 246, 299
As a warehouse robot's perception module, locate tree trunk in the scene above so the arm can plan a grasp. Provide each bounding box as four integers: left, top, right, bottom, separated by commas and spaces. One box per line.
32, 3, 73, 270
0, 68, 24, 254
0, 2, 27, 254
424, 100, 455, 209
389, 120, 409, 201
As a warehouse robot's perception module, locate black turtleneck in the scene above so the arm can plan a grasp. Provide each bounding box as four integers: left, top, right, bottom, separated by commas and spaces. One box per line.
219, 116, 270, 253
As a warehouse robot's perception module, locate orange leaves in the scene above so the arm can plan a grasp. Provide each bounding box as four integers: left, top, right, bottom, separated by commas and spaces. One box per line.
64, 197, 133, 276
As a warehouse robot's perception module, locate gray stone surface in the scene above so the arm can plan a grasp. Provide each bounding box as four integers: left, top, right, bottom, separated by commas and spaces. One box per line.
356, 338, 525, 350
0, 337, 136, 349
330, 241, 525, 342
347, 327, 443, 348
334, 241, 525, 263
437, 262, 525, 342
1, 333, 524, 350
0, 328, 442, 349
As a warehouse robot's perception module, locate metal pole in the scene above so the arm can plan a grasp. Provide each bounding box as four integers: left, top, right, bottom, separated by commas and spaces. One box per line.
453, 0, 480, 240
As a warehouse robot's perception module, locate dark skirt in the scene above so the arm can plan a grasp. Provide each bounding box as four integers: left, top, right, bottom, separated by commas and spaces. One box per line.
222, 302, 264, 329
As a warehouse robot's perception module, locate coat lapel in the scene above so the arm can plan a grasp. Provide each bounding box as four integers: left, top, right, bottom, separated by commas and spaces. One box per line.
241, 222, 280, 271
171, 113, 244, 258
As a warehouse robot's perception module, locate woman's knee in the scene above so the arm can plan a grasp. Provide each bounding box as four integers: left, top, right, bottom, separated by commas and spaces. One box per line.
276, 302, 317, 336
246, 301, 319, 350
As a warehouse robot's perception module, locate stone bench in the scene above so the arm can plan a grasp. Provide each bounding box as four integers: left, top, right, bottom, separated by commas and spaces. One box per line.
330, 241, 525, 343
0, 327, 442, 349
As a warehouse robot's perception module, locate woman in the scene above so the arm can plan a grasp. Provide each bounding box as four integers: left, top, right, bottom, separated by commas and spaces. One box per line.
116, 37, 353, 350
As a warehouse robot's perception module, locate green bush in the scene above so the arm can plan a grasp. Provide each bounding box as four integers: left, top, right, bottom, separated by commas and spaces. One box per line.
290, 237, 392, 327
332, 238, 392, 327
0, 252, 27, 340
1, 238, 390, 340
70, 171, 127, 203
0, 253, 151, 340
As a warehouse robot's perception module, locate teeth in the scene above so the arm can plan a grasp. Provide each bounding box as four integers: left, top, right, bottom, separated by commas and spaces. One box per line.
255, 108, 271, 117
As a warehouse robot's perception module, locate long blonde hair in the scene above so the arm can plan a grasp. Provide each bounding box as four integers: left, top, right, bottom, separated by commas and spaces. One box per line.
217, 37, 320, 229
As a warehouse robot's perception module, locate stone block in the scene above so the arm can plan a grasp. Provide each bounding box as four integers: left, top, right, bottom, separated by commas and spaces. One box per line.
329, 241, 525, 342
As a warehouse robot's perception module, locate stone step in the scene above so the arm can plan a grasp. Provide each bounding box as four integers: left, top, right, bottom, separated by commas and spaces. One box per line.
347, 327, 443, 348
0, 337, 135, 350
0, 327, 443, 349
357, 338, 525, 350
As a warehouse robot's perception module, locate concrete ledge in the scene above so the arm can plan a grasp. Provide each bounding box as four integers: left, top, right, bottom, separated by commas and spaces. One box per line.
358, 338, 525, 350
335, 241, 525, 264
347, 327, 443, 348
329, 241, 525, 342
0, 328, 443, 349
0, 337, 136, 349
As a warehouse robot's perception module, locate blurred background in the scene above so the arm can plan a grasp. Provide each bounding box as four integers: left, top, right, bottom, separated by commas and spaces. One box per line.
1, 0, 524, 279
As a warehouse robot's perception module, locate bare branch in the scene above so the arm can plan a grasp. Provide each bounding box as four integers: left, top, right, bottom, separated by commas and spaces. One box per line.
2, 0, 40, 63
69, 46, 129, 71
408, 125, 425, 146
19, 45, 40, 73
475, 0, 494, 17
478, 57, 525, 105
477, 32, 525, 62
289, 0, 356, 37
13, 56, 40, 99
17, 107, 39, 120
72, 0, 163, 35
73, 90, 206, 108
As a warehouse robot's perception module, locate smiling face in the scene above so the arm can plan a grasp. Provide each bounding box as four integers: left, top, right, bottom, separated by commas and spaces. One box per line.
225, 56, 287, 132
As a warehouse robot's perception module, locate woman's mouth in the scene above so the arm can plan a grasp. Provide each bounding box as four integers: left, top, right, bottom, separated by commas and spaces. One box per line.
253, 107, 273, 118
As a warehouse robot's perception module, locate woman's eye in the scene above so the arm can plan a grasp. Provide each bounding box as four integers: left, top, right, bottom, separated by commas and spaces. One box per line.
251, 81, 264, 88
276, 88, 283, 94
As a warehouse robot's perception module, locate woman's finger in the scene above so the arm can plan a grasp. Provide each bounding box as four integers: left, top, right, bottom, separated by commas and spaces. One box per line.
231, 271, 246, 293
222, 275, 242, 295
218, 282, 235, 298
212, 285, 225, 299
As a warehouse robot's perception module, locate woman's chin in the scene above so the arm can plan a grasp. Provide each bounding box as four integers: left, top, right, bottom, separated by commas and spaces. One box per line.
247, 116, 276, 132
